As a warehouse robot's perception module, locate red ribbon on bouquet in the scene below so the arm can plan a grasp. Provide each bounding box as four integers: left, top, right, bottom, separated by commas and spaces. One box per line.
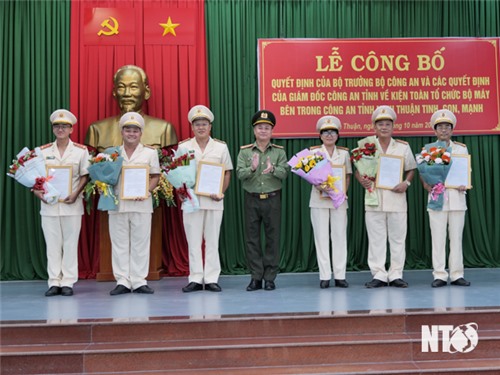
33, 176, 53, 192
363, 175, 376, 193
176, 183, 193, 202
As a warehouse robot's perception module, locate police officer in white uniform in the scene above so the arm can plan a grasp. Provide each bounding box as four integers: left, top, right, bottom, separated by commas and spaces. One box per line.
179, 105, 233, 292
108, 112, 160, 295
309, 116, 352, 288
36, 109, 90, 297
355, 105, 416, 288
421, 109, 470, 288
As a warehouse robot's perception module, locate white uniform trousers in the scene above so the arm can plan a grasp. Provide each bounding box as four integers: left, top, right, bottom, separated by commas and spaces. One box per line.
429, 210, 465, 282
41, 215, 81, 288
310, 207, 347, 281
182, 209, 223, 284
109, 212, 151, 289
365, 211, 407, 282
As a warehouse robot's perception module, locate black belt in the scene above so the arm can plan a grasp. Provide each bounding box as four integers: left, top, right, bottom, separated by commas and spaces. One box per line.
247, 190, 280, 200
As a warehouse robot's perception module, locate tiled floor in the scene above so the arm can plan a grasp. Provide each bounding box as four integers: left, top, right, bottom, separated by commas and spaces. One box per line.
1, 269, 499, 322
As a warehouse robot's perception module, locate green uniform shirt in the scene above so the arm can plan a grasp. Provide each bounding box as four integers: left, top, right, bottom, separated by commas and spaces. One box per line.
236, 142, 289, 193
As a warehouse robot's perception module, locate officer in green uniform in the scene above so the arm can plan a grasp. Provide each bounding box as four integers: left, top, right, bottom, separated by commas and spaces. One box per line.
236, 110, 290, 291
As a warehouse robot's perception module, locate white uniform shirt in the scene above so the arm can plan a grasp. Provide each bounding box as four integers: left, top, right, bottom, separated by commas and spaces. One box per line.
178, 137, 233, 211
366, 138, 417, 212
110, 143, 160, 214
40, 140, 90, 216
309, 145, 352, 210
432, 140, 468, 211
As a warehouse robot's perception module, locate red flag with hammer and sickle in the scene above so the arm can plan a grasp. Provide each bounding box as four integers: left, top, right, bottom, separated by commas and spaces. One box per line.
83, 7, 136, 45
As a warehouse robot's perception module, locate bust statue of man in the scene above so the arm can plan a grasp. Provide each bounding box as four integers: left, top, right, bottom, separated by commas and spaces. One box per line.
85, 65, 177, 153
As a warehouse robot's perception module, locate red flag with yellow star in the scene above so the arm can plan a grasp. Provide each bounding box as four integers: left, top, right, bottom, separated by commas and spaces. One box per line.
144, 8, 195, 45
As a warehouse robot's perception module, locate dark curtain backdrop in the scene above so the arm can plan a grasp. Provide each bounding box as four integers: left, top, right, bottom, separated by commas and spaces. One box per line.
1, 0, 499, 281
204, 0, 500, 276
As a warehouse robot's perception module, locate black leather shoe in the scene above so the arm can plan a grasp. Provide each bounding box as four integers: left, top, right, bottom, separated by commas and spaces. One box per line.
264, 280, 276, 290
134, 285, 154, 294
45, 286, 61, 297
451, 278, 470, 287
246, 279, 262, 291
334, 279, 349, 288
389, 278, 408, 288
110, 285, 131, 296
365, 279, 388, 288
61, 287, 73, 296
205, 283, 222, 292
320, 280, 330, 289
182, 282, 203, 293
431, 279, 447, 288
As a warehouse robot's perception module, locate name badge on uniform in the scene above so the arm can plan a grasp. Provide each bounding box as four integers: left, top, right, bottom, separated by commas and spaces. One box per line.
46, 156, 56, 160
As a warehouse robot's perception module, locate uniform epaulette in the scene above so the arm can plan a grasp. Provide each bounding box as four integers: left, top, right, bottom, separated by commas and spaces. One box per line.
213, 138, 226, 144
240, 143, 254, 149
40, 143, 52, 150
336, 146, 349, 151
396, 139, 409, 145
73, 142, 87, 150
272, 143, 284, 149
144, 144, 155, 149
454, 141, 466, 147
178, 138, 190, 145
309, 145, 321, 150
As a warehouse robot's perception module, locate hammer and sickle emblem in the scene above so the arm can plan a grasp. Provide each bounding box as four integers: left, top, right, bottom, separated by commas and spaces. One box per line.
97, 16, 119, 36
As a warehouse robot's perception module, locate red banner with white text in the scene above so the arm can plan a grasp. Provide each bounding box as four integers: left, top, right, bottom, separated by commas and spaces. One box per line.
258, 38, 500, 137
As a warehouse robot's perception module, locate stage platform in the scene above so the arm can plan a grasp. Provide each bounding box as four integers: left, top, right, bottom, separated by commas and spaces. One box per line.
1, 268, 499, 322
1, 269, 500, 374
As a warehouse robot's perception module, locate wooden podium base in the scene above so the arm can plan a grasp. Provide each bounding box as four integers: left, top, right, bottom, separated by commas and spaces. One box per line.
96, 208, 164, 281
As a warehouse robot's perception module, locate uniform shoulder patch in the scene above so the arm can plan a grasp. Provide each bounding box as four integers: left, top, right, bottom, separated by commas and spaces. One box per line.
144, 145, 156, 149
178, 138, 190, 145
396, 139, 409, 145
454, 141, 466, 147
240, 143, 254, 149
272, 143, 284, 149
309, 145, 321, 150
73, 142, 87, 150
336, 146, 349, 151
213, 138, 226, 144
40, 143, 53, 150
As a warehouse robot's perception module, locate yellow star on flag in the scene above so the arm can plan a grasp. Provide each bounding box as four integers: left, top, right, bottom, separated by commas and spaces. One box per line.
159, 17, 180, 37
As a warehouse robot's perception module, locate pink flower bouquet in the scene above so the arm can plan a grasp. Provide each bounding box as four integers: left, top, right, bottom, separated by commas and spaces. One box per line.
288, 148, 345, 209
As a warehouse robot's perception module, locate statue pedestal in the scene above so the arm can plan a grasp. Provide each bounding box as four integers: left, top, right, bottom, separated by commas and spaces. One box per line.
96, 208, 163, 281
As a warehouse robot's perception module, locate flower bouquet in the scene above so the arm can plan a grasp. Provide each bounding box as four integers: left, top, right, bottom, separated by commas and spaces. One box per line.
288, 148, 346, 209
152, 147, 176, 209
83, 147, 124, 213
7, 147, 60, 204
416, 141, 452, 211
162, 147, 199, 213
351, 137, 379, 206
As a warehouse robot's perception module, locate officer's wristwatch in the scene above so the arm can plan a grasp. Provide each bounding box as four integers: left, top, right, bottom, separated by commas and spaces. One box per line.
404, 180, 411, 187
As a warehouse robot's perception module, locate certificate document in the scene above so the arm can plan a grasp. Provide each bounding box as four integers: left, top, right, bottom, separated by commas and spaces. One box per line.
46, 165, 72, 201
195, 161, 225, 197
445, 154, 472, 189
376, 154, 404, 189
320, 164, 346, 199
120, 166, 150, 199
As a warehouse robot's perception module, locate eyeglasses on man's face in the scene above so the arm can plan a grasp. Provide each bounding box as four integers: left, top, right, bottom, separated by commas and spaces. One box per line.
321, 130, 338, 136
52, 124, 72, 130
